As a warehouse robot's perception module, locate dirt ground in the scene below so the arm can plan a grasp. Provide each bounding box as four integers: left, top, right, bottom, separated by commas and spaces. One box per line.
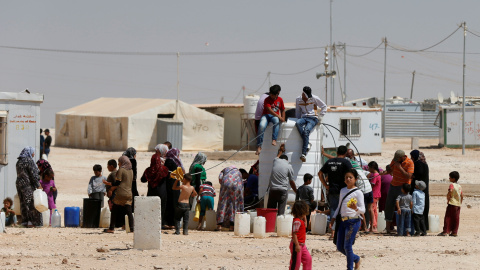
1, 138, 480, 270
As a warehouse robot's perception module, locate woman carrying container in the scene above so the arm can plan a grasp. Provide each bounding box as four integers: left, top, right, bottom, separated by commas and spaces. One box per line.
215, 166, 244, 231
15, 146, 42, 228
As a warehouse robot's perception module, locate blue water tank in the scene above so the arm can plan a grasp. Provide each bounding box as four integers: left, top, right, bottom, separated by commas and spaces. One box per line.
64, 207, 80, 227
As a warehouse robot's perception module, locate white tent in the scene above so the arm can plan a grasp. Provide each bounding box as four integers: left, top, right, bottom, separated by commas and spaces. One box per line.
55, 98, 224, 151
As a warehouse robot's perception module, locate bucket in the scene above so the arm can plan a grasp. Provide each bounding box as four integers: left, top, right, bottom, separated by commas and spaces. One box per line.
99, 207, 111, 228
248, 211, 257, 233
377, 211, 386, 232
234, 213, 250, 236
311, 213, 327, 235
33, 190, 48, 213
13, 194, 21, 215
65, 207, 80, 227
205, 210, 217, 231
82, 198, 101, 228
253, 216, 266, 238
41, 210, 50, 227
276, 215, 293, 237
256, 208, 277, 233
427, 215, 440, 233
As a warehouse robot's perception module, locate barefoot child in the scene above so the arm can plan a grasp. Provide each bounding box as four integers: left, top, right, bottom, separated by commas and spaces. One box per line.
2, 197, 17, 226
196, 181, 216, 230
290, 200, 312, 270
40, 168, 57, 223
396, 184, 413, 236
172, 173, 197, 235
438, 171, 463, 237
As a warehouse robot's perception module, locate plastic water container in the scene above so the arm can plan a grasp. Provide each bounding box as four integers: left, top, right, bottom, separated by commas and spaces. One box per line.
234, 213, 250, 236
13, 194, 21, 215
276, 215, 293, 237
188, 211, 199, 230
248, 211, 257, 233
311, 213, 327, 235
82, 198, 101, 228
65, 207, 80, 227
205, 210, 217, 231
256, 208, 277, 233
33, 189, 48, 213
125, 215, 130, 233
0, 212, 5, 233
427, 215, 440, 233
51, 209, 61, 228
377, 211, 386, 232
99, 207, 110, 228
253, 216, 266, 238
41, 210, 50, 227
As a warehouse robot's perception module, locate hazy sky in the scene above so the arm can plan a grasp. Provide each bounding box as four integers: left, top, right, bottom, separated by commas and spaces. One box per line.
1, 1, 479, 127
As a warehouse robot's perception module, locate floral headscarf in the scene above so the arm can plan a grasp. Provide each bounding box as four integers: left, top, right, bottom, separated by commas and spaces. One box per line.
36, 159, 53, 177
123, 147, 137, 159
118, 156, 132, 170
189, 152, 207, 173
419, 151, 427, 164
18, 146, 35, 160
166, 148, 184, 171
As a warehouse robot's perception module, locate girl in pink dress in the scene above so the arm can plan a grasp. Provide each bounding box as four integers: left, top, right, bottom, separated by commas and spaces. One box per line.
39, 168, 57, 223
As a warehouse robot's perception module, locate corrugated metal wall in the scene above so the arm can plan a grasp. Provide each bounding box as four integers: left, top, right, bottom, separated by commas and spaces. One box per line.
157, 119, 183, 150
385, 111, 439, 138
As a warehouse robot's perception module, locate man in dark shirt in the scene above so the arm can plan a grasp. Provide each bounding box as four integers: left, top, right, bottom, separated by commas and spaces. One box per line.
44, 129, 52, 157
318, 145, 353, 223
40, 129, 45, 155
240, 168, 259, 205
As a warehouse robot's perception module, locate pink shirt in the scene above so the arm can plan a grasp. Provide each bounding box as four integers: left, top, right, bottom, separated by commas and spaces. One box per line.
369, 172, 381, 199
40, 179, 56, 210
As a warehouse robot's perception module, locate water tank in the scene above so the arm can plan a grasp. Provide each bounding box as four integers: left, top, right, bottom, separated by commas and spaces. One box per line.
259, 119, 324, 202
243, 95, 260, 119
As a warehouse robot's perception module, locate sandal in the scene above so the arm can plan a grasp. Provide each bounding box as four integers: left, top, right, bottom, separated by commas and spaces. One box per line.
103, 229, 114, 233
437, 233, 448, 236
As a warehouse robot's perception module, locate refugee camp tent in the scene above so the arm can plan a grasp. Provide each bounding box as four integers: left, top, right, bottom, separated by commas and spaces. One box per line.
55, 98, 224, 151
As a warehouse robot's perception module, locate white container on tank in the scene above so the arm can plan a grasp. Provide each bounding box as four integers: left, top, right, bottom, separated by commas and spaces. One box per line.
41, 210, 50, 227
311, 213, 327, 235
13, 194, 21, 215
259, 119, 324, 203
427, 215, 440, 233
205, 210, 217, 231
253, 216, 266, 238
243, 95, 260, 119
234, 213, 250, 236
33, 189, 49, 213
0, 212, 5, 233
99, 207, 110, 228
248, 211, 257, 233
377, 211, 386, 232
276, 215, 293, 237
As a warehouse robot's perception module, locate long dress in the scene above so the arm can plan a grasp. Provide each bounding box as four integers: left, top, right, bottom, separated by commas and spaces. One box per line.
16, 157, 42, 226
216, 166, 244, 226
142, 154, 169, 226
164, 158, 180, 227
130, 158, 139, 212
411, 160, 430, 230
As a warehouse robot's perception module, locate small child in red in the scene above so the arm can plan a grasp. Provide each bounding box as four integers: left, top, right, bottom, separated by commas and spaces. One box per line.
289, 200, 312, 270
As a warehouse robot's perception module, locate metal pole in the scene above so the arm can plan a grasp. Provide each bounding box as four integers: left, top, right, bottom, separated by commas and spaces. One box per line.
383, 37, 387, 142
410, 70, 416, 100
344, 43, 347, 104
462, 22, 467, 155
176, 52, 179, 120
330, 0, 333, 105
332, 44, 336, 105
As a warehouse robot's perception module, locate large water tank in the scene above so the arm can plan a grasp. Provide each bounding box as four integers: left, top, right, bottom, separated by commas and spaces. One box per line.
259, 119, 324, 202
243, 95, 260, 119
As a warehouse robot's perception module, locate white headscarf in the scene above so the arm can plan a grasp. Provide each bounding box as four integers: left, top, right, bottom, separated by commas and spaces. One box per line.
155, 144, 169, 161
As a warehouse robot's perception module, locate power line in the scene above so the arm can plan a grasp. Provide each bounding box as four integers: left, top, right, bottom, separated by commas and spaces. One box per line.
347, 41, 384, 57
387, 26, 461, 52
270, 62, 324, 76
467, 29, 480, 38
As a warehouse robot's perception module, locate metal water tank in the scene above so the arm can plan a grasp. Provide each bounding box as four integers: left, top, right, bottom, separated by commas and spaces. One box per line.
258, 119, 324, 202
243, 95, 260, 119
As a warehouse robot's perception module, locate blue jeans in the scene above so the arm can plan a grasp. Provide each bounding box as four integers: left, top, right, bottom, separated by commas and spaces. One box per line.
5, 214, 17, 226
336, 219, 361, 270
257, 114, 280, 147
328, 193, 340, 221
295, 116, 319, 155
396, 209, 411, 235
44, 148, 51, 157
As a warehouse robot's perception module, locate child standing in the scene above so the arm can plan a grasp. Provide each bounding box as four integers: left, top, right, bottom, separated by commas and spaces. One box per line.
412, 180, 427, 236
103, 160, 118, 208
438, 171, 463, 237
88, 164, 106, 208
396, 183, 413, 236
172, 173, 197, 235
196, 181, 216, 230
289, 200, 312, 270
295, 173, 317, 232
2, 197, 17, 226
367, 161, 381, 232
39, 168, 57, 222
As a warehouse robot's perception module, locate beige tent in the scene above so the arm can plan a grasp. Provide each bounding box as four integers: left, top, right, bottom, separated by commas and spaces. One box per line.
55, 98, 224, 151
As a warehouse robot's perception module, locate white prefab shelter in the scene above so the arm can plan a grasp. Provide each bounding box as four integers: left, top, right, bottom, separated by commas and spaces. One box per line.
438, 104, 480, 148
0, 91, 44, 200
55, 98, 224, 151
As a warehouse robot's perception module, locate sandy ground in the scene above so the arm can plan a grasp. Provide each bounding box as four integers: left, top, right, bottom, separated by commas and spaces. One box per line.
1, 138, 480, 270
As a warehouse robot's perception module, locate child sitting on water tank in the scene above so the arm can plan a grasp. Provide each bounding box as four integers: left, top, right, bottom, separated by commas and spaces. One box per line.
88, 164, 106, 208
2, 197, 17, 226
39, 169, 57, 224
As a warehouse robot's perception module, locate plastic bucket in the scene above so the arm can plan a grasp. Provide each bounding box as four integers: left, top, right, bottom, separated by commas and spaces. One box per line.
65, 207, 80, 227
256, 208, 277, 233
82, 199, 101, 228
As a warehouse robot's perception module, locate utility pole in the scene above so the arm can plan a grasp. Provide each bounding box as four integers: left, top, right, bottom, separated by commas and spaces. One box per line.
410, 70, 416, 100
176, 52, 180, 120
332, 44, 336, 105
383, 37, 387, 142
462, 22, 467, 155
329, 0, 334, 105
344, 43, 347, 104
324, 47, 329, 103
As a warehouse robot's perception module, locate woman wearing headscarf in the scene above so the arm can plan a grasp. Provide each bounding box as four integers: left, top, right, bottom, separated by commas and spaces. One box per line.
189, 152, 207, 195
215, 166, 244, 231
123, 147, 138, 212
141, 144, 170, 228
15, 147, 42, 227
104, 156, 134, 233
410, 150, 430, 230
163, 148, 183, 228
